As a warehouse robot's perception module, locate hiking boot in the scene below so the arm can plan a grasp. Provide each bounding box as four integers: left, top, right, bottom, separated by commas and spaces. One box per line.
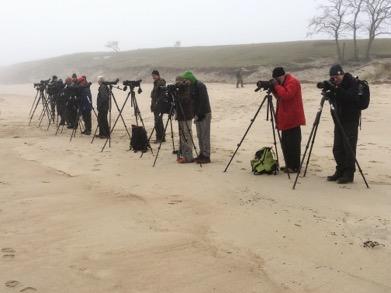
82, 130, 91, 135
195, 155, 211, 164
327, 172, 343, 182
337, 175, 354, 184
177, 157, 194, 164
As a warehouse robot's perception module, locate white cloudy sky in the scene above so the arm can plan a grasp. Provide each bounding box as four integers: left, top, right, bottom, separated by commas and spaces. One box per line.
0, 0, 325, 65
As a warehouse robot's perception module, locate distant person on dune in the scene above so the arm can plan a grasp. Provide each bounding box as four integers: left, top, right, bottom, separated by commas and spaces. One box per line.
236, 68, 245, 88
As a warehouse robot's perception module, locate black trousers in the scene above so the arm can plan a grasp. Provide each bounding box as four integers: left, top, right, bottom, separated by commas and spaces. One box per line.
281, 126, 302, 171
154, 111, 165, 141
82, 111, 92, 133
333, 120, 359, 176
98, 109, 110, 137
236, 79, 244, 88
66, 104, 77, 127
56, 100, 66, 124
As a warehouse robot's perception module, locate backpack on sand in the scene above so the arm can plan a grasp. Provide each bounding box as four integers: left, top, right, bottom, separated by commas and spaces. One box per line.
251, 147, 279, 175
130, 125, 148, 153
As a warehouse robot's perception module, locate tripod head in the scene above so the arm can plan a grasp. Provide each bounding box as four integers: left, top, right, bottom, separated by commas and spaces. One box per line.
102, 78, 120, 86
34, 79, 51, 92
123, 80, 143, 94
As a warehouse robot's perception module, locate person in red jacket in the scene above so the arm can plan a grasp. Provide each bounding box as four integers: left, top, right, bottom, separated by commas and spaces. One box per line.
271, 67, 306, 172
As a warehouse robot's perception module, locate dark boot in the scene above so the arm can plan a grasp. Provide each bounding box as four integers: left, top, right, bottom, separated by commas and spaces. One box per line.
337, 173, 354, 184
327, 171, 343, 182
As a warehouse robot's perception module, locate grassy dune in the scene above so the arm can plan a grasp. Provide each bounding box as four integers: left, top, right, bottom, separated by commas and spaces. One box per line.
1, 39, 390, 84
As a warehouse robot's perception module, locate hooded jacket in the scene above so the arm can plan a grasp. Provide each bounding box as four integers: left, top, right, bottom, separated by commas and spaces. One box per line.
181, 71, 211, 117
333, 73, 360, 123
273, 74, 306, 131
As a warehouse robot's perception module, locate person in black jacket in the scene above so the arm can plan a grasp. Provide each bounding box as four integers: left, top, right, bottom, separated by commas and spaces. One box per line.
327, 64, 361, 184
150, 70, 166, 143
181, 71, 212, 164
96, 76, 110, 138
175, 76, 195, 163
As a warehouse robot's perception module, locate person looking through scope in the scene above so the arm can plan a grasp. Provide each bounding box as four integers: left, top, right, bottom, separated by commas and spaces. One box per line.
96, 76, 110, 139
271, 67, 306, 173
150, 70, 166, 144
175, 76, 196, 164
78, 76, 93, 135
181, 71, 212, 164
326, 64, 361, 184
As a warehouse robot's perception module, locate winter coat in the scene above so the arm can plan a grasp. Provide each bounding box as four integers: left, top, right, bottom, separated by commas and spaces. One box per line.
273, 74, 306, 131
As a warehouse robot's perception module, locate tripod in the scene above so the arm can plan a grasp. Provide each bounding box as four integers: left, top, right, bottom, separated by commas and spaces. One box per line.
141, 111, 177, 159
223, 89, 290, 178
29, 87, 52, 128
152, 94, 201, 167
292, 91, 370, 190
99, 84, 149, 153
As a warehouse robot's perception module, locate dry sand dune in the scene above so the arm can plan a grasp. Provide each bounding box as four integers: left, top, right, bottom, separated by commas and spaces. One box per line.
0, 83, 390, 293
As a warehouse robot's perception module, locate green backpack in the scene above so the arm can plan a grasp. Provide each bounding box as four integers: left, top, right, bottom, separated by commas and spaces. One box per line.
251, 147, 279, 175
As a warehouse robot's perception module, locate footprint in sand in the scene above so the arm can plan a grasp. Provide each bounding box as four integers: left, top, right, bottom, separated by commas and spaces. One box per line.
2, 248, 15, 259
5, 280, 20, 288
20, 287, 37, 292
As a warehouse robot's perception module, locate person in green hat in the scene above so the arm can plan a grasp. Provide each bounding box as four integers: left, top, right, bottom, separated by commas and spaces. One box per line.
180, 71, 212, 164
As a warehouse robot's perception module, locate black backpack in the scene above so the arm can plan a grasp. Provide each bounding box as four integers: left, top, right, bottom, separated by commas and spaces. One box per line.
356, 78, 370, 110
130, 125, 148, 153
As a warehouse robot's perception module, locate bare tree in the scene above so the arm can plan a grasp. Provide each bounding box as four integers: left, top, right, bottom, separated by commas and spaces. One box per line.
105, 41, 120, 53
347, 0, 365, 60
309, 0, 350, 63
363, 0, 391, 59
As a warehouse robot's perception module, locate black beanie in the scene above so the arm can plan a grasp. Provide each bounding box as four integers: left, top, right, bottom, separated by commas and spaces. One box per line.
272, 67, 286, 78
152, 70, 160, 76
329, 64, 344, 76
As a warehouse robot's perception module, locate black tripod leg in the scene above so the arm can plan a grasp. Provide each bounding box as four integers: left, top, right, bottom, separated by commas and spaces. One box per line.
153, 109, 174, 167
169, 116, 177, 154
29, 94, 42, 125
101, 93, 132, 152
292, 121, 318, 190
224, 96, 268, 172
293, 96, 326, 190
112, 94, 132, 139
330, 105, 370, 188
29, 91, 39, 117
303, 123, 320, 177
266, 96, 291, 179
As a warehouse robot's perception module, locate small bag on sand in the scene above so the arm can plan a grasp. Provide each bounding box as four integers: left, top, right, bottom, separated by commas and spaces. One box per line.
251, 147, 279, 175
130, 125, 148, 153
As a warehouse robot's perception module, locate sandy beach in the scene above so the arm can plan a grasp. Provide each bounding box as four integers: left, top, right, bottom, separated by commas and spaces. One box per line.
0, 82, 390, 293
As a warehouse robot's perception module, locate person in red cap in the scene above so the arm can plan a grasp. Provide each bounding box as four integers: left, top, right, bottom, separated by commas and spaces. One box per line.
271, 67, 306, 173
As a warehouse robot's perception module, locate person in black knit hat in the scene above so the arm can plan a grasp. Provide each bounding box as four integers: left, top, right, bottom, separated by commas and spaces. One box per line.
327, 64, 361, 184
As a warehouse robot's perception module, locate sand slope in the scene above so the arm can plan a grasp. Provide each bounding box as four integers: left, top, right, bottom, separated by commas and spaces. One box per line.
0, 83, 390, 293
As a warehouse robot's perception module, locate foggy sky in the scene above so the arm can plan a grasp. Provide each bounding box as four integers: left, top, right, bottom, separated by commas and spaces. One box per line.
0, 0, 321, 66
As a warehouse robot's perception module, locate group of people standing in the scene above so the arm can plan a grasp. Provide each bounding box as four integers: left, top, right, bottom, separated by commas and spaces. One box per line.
47, 63, 361, 183
150, 70, 212, 164
259, 65, 361, 184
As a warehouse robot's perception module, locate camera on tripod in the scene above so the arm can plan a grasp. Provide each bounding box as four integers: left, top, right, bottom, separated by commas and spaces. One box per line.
34, 79, 51, 90
123, 80, 142, 94
123, 80, 142, 88
255, 80, 274, 92
317, 80, 336, 92
103, 78, 120, 86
